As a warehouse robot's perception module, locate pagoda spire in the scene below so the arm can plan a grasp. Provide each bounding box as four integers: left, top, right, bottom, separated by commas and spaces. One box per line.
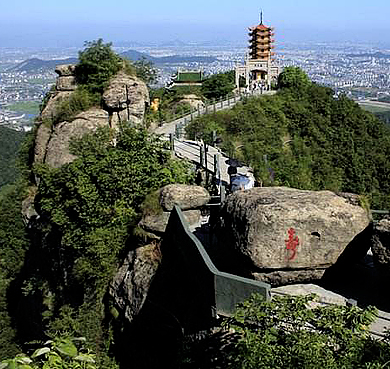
260, 10, 263, 25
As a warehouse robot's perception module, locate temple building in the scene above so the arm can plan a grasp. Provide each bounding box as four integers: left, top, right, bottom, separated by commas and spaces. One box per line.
167, 69, 204, 88
235, 13, 281, 91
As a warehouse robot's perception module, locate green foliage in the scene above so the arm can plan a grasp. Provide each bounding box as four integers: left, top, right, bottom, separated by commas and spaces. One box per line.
146, 86, 203, 125
225, 293, 390, 369
0, 127, 26, 188
51, 87, 100, 126
0, 183, 30, 359
16, 126, 38, 183
186, 83, 390, 208
278, 66, 311, 91
74, 39, 124, 94
8, 126, 194, 362
34, 126, 192, 285
134, 57, 158, 86
201, 70, 235, 100
1, 336, 98, 369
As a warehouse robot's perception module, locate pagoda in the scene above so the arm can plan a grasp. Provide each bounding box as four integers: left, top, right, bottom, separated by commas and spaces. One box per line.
235, 12, 281, 91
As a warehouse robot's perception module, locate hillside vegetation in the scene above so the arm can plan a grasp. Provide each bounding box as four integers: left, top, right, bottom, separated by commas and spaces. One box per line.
0, 41, 193, 367
0, 126, 25, 188
2, 49, 390, 367
186, 67, 390, 209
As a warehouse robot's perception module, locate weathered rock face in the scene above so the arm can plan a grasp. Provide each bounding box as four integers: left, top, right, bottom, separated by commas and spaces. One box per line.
40, 91, 73, 121
371, 217, 390, 273
34, 65, 149, 168
253, 269, 327, 286
160, 184, 210, 212
56, 76, 77, 91
140, 209, 201, 235
44, 108, 109, 168
109, 243, 162, 323
216, 187, 370, 282
102, 71, 149, 126
55, 64, 76, 76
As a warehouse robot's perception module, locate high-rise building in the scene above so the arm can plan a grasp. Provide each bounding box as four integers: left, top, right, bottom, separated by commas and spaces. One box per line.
235, 13, 281, 91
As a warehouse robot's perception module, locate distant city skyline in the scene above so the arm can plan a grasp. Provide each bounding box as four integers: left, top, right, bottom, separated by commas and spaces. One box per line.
1, 0, 390, 47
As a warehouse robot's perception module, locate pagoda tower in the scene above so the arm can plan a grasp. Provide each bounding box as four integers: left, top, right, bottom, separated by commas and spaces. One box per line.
235, 13, 281, 91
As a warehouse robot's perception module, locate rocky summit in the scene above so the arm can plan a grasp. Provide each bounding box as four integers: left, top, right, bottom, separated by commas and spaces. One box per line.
34, 65, 149, 168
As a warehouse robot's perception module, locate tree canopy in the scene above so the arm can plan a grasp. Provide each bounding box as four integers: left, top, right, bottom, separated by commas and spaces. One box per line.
277, 66, 311, 90
224, 294, 390, 369
74, 39, 126, 94
201, 70, 235, 100
0, 127, 25, 188
186, 70, 390, 209
134, 57, 158, 86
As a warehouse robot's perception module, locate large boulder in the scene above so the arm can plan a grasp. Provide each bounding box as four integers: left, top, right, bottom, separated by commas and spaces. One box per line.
43, 108, 109, 168
102, 72, 149, 126
139, 209, 201, 235
34, 122, 52, 165
174, 94, 205, 110
160, 184, 210, 211
217, 187, 370, 277
371, 217, 390, 274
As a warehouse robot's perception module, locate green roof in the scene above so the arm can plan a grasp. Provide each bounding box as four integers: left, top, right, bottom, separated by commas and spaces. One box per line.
175, 71, 203, 83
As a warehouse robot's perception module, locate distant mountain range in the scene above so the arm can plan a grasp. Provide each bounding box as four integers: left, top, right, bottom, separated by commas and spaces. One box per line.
9, 57, 79, 72
10, 50, 218, 73
121, 49, 217, 64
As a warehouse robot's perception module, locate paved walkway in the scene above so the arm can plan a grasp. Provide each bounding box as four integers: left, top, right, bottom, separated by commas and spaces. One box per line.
154, 91, 275, 185
172, 138, 253, 186
154, 90, 276, 137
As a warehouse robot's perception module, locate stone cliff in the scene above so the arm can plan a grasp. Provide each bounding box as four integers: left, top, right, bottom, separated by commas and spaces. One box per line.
34, 64, 149, 168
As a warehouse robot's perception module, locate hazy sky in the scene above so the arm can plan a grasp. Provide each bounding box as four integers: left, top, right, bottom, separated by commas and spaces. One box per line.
1, 0, 390, 47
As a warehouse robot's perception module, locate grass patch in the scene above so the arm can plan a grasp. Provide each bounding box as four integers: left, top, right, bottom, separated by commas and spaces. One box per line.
6, 101, 40, 115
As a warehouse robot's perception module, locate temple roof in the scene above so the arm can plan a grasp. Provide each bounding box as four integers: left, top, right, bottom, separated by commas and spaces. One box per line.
249, 24, 271, 31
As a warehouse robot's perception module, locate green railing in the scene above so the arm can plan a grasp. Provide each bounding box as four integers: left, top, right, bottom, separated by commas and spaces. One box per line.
159, 206, 270, 325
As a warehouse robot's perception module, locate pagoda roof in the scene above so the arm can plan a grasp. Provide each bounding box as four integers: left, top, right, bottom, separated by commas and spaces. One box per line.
249, 23, 271, 31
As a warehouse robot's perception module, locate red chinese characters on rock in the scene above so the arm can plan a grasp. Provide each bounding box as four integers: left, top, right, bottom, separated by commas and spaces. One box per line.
285, 228, 300, 260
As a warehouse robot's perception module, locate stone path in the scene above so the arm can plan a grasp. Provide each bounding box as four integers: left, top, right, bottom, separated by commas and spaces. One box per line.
172, 138, 253, 186
272, 284, 390, 338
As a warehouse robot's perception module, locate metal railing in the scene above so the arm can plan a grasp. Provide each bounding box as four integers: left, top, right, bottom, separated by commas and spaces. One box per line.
168, 89, 276, 140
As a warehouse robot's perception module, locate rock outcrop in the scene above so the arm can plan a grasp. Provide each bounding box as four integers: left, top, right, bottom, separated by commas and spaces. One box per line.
371, 216, 390, 274
109, 243, 162, 323
138, 184, 210, 236
44, 108, 109, 167
216, 187, 370, 285
110, 184, 210, 324
160, 184, 210, 211
102, 71, 149, 127
33, 64, 149, 169
140, 209, 201, 236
